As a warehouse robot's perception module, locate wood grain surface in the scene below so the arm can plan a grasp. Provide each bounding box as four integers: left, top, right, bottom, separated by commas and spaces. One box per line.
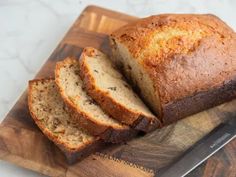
0, 5, 235, 177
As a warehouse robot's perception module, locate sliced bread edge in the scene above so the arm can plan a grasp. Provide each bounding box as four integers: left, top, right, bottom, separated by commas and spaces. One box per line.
55, 58, 137, 143
28, 78, 104, 164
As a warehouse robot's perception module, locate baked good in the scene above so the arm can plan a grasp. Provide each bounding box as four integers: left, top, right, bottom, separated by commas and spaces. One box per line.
79, 47, 161, 132
55, 58, 137, 143
110, 14, 236, 125
28, 79, 103, 164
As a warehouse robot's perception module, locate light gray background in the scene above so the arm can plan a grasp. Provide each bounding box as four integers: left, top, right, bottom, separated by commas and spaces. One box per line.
1, 0, 236, 176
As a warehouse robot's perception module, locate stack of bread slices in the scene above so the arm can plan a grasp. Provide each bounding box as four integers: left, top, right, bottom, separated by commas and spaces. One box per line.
28, 47, 160, 163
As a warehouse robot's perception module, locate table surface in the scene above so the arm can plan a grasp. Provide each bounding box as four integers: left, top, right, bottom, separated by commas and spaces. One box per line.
1, 0, 236, 176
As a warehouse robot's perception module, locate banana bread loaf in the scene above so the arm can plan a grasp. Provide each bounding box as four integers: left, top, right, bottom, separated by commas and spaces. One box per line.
110, 14, 236, 125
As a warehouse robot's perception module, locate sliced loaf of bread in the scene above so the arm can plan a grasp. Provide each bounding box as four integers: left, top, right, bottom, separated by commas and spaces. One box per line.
55, 58, 136, 143
79, 47, 161, 132
28, 79, 103, 164
110, 14, 236, 125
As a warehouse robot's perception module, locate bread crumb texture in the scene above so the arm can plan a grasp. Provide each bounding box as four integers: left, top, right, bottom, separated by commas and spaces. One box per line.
29, 79, 95, 150
56, 58, 124, 127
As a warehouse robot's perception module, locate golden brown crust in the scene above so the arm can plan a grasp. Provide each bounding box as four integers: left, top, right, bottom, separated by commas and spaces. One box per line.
80, 47, 161, 132
111, 14, 234, 61
111, 14, 236, 124
55, 58, 137, 143
28, 79, 103, 164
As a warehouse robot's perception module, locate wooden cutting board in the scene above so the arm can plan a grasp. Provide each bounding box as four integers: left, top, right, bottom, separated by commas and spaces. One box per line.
0, 5, 235, 177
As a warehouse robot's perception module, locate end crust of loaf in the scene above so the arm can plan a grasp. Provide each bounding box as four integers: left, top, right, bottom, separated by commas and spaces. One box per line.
55, 58, 138, 143
28, 79, 104, 164
79, 47, 161, 132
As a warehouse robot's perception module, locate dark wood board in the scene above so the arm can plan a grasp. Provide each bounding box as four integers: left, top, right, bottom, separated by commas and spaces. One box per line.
0, 5, 235, 177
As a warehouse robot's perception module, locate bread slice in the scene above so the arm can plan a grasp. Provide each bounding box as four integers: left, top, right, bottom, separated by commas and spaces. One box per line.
55, 58, 136, 143
28, 79, 103, 164
79, 47, 161, 132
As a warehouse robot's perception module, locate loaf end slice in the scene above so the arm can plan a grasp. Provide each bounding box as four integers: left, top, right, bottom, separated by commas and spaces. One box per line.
79, 47, 161, 132
55, 58, 137, 143
28, 79, 103, 164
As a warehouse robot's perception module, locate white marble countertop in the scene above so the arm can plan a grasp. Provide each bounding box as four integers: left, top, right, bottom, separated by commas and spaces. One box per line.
1, 0, 236, 176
